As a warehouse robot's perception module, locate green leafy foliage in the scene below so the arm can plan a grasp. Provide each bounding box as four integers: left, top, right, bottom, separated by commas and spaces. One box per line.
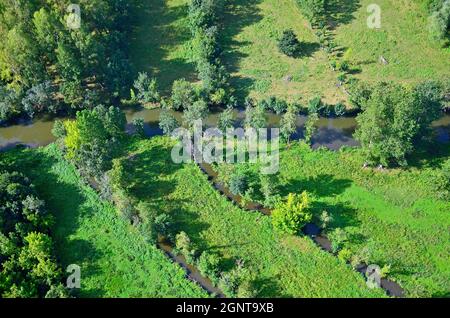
271, 192, 312, 235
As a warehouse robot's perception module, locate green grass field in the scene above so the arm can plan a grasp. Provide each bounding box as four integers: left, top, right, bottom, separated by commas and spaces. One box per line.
220, 0, 347, 104
277, 142, 450, 297
1, 146, 207, 298
332, 0, 450, 84
130, 0, 197, 92
115, 137, 386, 297
213, 140, 450, 297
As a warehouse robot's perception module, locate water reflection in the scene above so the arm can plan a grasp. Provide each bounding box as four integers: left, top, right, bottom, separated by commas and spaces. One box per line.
1, 107, 449, 151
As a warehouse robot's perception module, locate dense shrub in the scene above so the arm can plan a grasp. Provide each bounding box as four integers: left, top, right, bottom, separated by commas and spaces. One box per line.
229, 173, 248, 196
271, 192, 312, 235
159, 110, 179, 135
197, 251, 221, 282
132, 118, 146, 137
355, 82, 443, 167
218, 107, 235, 132
133, 72, 160, 104
278, 29, 301, 57
0, 171, 64, 298
171, 79, 197, 110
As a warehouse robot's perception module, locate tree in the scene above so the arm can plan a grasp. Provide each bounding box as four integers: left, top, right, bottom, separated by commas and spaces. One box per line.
280, 107, 298, 144
218, 107, 234, 132
0, 86, 20, 121
244, 104, 266, 129
183, 100, 209, 128
132, 118, 145, 137
133, 72, 160, 104
159, 110, 179, 135
171, 79, 197, 110
272, 192, 312, 235
304, 112, 319, 145
229, 173, 248, 196
22, 82, 56, 118
278, 29, 301, 57
354, 82, 442, 167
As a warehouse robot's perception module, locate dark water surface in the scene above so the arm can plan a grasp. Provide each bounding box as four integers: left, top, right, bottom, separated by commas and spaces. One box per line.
1, 108, 449, 151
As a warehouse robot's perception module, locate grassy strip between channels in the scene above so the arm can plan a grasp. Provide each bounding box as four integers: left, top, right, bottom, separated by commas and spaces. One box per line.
1, 145, 208, 298
116, 136, 385, 297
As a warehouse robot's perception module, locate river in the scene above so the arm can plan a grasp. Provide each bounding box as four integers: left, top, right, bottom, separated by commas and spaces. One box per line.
1, 108, 449, 151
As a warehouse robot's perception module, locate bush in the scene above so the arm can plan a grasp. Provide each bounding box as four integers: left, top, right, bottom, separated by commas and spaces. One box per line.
229, 173, 248, 196
132, 118, 145, 137
133, 72, 160, 104
319, 210, 333, 230
171, 79, 197, 110
175, 231, 197, 264
337, 248, 353, 263
159, 110, 179, 136
308, 96, 322, 114
329, 228, 348, 253
278, 29, 301, 57
22, 81, 56, 118
197, 251, 221, 282
334, 102, 346, 117
218, 107, 234, 132
271, 192, 312, 235
52, 120, 67, 139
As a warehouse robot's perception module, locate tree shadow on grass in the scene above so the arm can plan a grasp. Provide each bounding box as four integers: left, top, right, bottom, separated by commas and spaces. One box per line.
297, 42, 321, 58
253, 276, 291, 298
280, 174, 352, 198
122, 144, 183, 200
219, 0, 264, 102
325, 0, 362, 30
129, 0, 197, 92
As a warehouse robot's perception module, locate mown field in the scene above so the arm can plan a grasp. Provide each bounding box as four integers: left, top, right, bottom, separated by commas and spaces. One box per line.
332, 0, 450, 84
1, 146, 207, 298
115, 137, 386, 298
220, 0, 347, 104
214, 140, 450, 297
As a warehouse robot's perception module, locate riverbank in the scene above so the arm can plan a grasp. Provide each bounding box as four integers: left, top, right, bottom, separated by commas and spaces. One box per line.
1, 107, 449, 151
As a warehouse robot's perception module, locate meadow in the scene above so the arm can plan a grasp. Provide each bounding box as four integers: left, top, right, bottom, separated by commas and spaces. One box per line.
0, 145, 208, 298
332, 0, 450, 84
213, 140, 450, 297
114, 137, 386, 298
220, 0, 347, 104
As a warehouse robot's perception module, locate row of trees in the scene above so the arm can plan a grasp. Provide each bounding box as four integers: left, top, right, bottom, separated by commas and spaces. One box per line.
0, 171, 68, 298
295, 0, 327, 28
0, 0, 135, 122
188, 0, 231, 106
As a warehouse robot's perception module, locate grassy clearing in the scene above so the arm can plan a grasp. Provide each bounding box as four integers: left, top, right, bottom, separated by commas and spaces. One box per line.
129, 0, 197, 92
117, 137, 385, 297
220, 0, 347, 104
332, 0, 450, 84
1, 145, 207, 298
274, 142, 450, 297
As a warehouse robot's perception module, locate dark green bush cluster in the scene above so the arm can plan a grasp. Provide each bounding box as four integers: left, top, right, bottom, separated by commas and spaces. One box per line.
259, 96, 289, 114
278, 29, 302, 57
0, 0, 135, 122
307, 96, 347, 117
0, 171, 68, 298
188, 0, 231, 105
217, 165, 281, 209
53, 105, 126, 183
